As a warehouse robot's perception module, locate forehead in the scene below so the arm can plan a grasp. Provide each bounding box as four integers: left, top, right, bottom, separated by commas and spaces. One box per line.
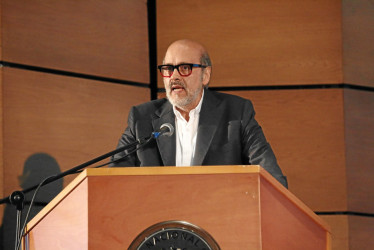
164, 43, 202, 64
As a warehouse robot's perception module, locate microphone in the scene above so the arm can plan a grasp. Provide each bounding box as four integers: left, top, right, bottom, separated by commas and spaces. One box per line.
152, 123, 174, 138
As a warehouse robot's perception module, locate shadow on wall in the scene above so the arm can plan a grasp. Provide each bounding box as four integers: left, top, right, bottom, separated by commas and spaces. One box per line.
0, 153, 63, 250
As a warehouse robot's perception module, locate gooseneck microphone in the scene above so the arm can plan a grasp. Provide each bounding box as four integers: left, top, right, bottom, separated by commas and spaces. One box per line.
152, 123, 174, 138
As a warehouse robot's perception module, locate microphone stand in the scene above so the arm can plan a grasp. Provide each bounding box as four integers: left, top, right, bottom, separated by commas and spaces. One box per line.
9, 191, 24, 250
0, 136, 151, 205
0, 135, 154, 250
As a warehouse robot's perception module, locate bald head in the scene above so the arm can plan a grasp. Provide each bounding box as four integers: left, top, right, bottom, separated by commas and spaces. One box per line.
164, 39, 211, 67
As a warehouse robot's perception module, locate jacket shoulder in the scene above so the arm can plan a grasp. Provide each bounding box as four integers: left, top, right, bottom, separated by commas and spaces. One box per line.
131, 98, 170, 116
207, 90, 254, 108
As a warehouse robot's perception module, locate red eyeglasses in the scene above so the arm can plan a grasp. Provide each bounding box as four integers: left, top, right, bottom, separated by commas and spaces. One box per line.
157, 63, 207, 77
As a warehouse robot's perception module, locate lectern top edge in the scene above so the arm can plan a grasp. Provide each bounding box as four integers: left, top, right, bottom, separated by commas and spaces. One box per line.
85, 165, 262, 176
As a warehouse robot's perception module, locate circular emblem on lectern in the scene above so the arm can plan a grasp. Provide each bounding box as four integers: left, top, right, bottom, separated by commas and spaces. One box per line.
129, 221, 220, 250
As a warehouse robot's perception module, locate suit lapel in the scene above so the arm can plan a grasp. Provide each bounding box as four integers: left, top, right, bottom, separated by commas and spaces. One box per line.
152, 102, 176, 166
192, 90, 223, 166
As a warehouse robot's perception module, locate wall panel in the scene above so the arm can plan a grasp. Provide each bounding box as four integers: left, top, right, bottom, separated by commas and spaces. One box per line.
320, 215, 349, 250
157, 0, 343, 88
348, 215, 374, 249
344, 89, 374, 213
2, 68, 149, 197
320, 215, 374, 250
223, 89, 347, 211
322, 215, 374, 250
343, 0, 374, 87
1, 0, 149, 83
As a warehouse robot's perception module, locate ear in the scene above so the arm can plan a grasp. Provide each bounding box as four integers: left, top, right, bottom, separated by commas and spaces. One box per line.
202, 66, 212, 87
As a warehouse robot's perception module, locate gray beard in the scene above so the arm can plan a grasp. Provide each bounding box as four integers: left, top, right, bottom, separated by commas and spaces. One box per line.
166, 86, 202, 110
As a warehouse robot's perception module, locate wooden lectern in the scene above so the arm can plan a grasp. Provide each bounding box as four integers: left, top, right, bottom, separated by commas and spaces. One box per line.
22, 166, 331, 249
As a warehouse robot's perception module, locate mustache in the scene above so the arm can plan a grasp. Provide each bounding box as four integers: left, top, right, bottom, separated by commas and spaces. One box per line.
169, 80, 186, 89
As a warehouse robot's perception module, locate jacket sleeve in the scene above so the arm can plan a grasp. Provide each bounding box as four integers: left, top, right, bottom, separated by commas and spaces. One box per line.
110, 107, 139, 167
241, 100, 288, 188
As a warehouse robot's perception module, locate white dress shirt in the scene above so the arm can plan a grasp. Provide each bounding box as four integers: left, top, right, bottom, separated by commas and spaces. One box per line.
173, 91, 204, 166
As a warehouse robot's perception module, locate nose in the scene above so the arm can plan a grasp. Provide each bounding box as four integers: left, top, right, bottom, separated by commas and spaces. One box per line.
170, 67, 181, 79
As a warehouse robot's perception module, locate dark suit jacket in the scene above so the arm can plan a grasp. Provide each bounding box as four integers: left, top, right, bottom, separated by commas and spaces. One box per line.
111, 89, 288, 188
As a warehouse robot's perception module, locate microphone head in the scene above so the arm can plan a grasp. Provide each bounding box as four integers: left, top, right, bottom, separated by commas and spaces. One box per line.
160, 123, 174, 137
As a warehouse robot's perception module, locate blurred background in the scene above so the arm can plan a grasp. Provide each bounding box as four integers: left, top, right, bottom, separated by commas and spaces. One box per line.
0, 0, 373, 249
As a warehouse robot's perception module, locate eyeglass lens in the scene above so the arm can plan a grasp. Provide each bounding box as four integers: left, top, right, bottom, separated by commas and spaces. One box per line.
160, 64, 192, 77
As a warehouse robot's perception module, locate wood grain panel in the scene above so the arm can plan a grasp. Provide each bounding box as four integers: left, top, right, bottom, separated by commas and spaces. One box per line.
88, 173, 262, 249
25, 167, 330, 249
261, 176, 328, 250
223, 89, 347, 211
157, 0, 343, 88
26, 170, 264, 249
2, 0, 149, 83
344, 89, 374, 213
343, 1, 374, 87
321, 214, 374, 250
319, 215, 349, 250
348, 215, 374, 249
2, 68, 149, 197
28, 179, 89, 250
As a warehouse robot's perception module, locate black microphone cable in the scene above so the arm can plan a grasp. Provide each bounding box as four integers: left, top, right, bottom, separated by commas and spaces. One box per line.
75, 135, 155, 172
15, 175, 56, 250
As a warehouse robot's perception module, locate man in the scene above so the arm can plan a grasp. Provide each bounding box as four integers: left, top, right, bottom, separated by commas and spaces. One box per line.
111, 39, 288, 188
